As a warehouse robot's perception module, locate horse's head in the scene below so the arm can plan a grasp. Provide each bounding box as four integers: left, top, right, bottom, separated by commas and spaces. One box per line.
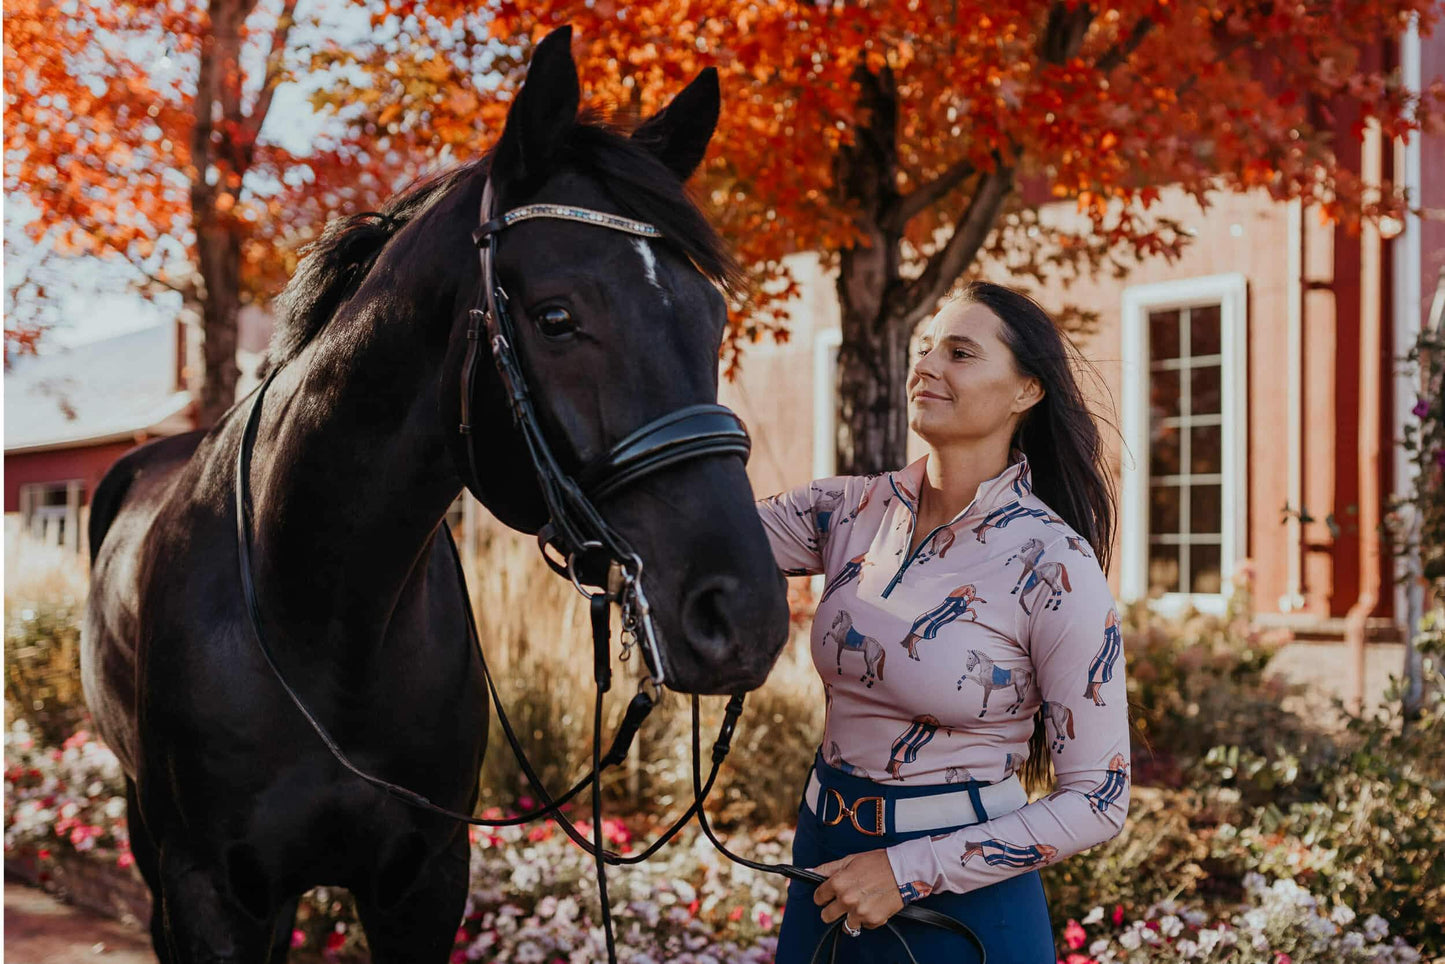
439, 27, 788, 694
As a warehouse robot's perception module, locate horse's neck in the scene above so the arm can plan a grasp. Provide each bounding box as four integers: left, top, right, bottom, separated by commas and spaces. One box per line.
249, 319, 462, 637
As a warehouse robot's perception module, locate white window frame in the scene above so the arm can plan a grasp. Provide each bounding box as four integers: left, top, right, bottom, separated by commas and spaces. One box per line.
811, 327, 843, 595
1120, 273, 1248, 616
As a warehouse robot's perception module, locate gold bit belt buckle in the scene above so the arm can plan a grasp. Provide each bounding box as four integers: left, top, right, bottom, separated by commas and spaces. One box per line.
822, 788, 886, 836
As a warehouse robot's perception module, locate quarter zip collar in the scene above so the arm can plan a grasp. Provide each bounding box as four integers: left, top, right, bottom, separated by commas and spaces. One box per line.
877, 450, 1033, 599
893, 449, 1033, 526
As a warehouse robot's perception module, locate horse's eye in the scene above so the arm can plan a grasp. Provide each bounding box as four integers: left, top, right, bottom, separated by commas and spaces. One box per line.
536, 306, 576, 338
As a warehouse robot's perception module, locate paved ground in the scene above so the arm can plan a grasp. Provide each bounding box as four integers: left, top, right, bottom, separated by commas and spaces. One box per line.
4, 881, 154, 964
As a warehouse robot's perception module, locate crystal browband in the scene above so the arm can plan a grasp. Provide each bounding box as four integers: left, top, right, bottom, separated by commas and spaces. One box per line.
500, 204, 664, 238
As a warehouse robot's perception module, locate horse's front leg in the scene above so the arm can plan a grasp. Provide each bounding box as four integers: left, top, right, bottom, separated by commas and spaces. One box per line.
978, 684, 991, 718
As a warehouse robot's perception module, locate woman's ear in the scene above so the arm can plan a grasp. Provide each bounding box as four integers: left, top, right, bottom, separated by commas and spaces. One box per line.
1013, 376, 1045, 414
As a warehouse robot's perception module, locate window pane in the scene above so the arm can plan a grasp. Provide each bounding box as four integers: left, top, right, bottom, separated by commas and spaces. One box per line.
1190, 484, 1222, 534
1151, 369, 1181, 419
1190, 544, 1222, 593
1150, 484, 1182, 535
1191, 424, 1222, 474
1189, 304, 1222, 356
1150, 424, 1182, 477
1190, 365, 1222, 416
1149, 309, 1181, 361
1149, 544, 1181, 593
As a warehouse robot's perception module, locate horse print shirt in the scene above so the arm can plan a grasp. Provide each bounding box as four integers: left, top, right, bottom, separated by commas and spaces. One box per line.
756, 452, 1130, 900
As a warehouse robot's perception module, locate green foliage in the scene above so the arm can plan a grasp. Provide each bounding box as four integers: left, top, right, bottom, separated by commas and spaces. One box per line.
5, 600, 90, 746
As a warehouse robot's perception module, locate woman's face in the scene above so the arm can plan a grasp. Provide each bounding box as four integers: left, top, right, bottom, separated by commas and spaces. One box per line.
907, 300, 1043, 447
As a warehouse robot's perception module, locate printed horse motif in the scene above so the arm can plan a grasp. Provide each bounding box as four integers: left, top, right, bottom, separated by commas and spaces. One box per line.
1007, 537, 1072, 615
1040, 700, 1076, 753
1085, 753, 1130, 815
944, 765, 975, 784
901, 584, 985, 660
1084, 608, 1123, 706
970, 500, 1065, 544
825, 740, 871, 780
957, 838, 1059, 869
824, 610, 886, 687
811, 487, 846, 535
955, 650, 1033, 717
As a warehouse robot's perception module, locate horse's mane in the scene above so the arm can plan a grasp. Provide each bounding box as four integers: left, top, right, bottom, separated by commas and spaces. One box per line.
267, 114, 741, 368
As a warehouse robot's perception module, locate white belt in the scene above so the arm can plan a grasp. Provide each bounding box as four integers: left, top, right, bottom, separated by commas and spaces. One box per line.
805, 768, 1028, 835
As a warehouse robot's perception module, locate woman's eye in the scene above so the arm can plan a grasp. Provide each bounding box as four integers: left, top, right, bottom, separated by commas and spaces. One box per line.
952, 349, 971, 360
536, 306, 576, 338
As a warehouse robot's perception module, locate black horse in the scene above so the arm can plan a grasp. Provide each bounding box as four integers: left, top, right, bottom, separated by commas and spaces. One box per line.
80, 28, 790, 963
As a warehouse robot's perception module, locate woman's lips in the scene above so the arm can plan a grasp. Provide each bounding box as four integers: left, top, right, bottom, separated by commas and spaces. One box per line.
913, 391, 951, 402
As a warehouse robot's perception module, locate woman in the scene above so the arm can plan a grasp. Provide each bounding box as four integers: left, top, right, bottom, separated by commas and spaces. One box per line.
757, 282, 1129, 963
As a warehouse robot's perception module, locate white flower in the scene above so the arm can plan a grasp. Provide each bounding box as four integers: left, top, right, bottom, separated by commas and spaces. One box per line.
1340, 932, 1365, 952
1083, 906, 1105, 925
1363, 915, 1389, 942
513, 939, 545, 964
1182, 909, 1209, 927
1176, 938, 1200, 959
1240, 909, 1269, 933
1242, 871, 1268, 893
1159, 915, 1183, 938
1329, 904, 1356, 926
1118, 929, 1142, 950
1089, 939, 1110, 956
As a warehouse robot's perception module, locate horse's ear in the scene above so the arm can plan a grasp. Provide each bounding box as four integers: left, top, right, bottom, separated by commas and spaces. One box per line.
492, 25, 579, 192
630, 67, 720, 182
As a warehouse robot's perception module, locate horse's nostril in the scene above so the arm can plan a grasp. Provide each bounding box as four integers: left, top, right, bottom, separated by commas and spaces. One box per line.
681, 576, 739, 659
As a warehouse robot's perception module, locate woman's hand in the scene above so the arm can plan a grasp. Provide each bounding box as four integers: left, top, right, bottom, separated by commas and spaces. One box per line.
811, 849, 906, 931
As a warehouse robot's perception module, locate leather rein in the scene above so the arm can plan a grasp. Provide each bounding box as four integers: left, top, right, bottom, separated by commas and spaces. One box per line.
233, 177, 988, 964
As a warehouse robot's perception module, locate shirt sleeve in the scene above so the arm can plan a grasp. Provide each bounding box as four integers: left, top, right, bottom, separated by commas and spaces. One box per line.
884, 537, 1130, 899
755, 476, 856, 577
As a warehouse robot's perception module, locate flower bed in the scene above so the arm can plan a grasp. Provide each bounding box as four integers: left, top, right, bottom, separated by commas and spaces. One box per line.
5, 719, 1430, 964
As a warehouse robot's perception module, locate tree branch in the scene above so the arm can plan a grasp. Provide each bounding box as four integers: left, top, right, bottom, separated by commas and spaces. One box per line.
1039, 2, 1096, 66
132, 264, 201, 303
902, 151, 1018, 326
1097, 16, 1156, 73
242, 0, 300, 144
886, 156, 977, 230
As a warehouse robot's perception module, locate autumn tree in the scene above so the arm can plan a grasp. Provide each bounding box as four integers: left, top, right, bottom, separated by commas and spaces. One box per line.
322, 0, 1444, 474
3, 0, 402, 424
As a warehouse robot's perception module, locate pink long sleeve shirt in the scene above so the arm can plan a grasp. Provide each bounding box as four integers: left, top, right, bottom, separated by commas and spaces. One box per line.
756, 452, 1130, 900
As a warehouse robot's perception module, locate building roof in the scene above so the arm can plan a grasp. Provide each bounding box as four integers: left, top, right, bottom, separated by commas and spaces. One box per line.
4, 324, 193, 454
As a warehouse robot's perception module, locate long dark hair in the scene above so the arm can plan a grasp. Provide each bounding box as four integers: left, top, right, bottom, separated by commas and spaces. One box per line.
953, 280, 1119, 795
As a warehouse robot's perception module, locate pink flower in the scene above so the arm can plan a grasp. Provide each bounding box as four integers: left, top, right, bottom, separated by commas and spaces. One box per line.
1065, 956, 1096, 964
324, 931, 346, 953
1065, 919, 1088, 950
1112, 904, 1125, 926
290, 930, 306, 949
1413, 398, 1430, 418
729, 905, 745, 922
1274, 954, 1293, 964
758, 910, 774, 930
117, 852, 135, 869
455, 927, 469, 944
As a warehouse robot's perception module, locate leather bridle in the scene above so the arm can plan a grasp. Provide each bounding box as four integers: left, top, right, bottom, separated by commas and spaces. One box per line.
233, 175, 990, 964
460, 177, 753, 688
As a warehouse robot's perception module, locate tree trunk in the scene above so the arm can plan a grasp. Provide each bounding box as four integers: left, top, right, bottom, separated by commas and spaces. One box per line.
195, 231, 242, 426
836, 306, 915, 475
189, 0, 260, 427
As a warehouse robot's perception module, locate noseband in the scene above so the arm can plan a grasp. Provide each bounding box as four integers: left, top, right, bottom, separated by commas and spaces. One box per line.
458, 179, 751, 686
